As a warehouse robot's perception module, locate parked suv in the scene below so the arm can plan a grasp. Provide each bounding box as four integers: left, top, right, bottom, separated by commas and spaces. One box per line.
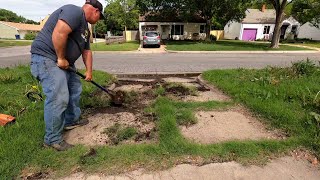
143, 31, 161, 48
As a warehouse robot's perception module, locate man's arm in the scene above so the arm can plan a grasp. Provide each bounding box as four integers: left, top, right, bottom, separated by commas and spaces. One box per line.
82, 49, 93, 81
52, 20, 72, 69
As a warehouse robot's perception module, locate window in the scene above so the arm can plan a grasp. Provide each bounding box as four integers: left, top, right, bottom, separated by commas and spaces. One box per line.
200, 25, 205, 33
145, 32, 158, 37
263, 26, 271, 34
171, 25, 184, 35
291, 26, 297, 34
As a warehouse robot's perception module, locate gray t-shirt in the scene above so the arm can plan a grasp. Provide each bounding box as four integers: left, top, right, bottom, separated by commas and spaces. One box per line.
31, 4, 90, 64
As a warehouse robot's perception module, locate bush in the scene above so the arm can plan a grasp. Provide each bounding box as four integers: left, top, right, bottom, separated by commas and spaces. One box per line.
24, 33, 36, 40
209, 34, 217, 42
291, 59, 318, 76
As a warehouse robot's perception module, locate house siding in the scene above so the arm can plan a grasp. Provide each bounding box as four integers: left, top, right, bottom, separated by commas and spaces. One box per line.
240, 24, 275, 40
184, 23, 206, 40
298, 22, 320, 41
0, 23, 18, 39
138, 22, 206, 41
224, 21, 241, 40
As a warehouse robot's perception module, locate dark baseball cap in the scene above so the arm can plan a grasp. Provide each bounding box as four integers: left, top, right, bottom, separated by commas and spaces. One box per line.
85, 0, 105, 19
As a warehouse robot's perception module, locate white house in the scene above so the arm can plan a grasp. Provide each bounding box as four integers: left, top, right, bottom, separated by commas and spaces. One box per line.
139, 14, 206, 41
224, 6, 300, 41
0, 21, 42, 39
298, 22, 320, 41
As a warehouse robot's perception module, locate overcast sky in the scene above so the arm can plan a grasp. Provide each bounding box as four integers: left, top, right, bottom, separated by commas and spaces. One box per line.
1, 0, 106, 22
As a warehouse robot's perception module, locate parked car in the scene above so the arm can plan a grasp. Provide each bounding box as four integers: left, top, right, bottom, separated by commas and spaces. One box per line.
143, 31, 161, 48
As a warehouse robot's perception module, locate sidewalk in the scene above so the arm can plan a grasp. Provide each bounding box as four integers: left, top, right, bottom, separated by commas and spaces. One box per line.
282, 43, 320, 51
61, 156, 320, 180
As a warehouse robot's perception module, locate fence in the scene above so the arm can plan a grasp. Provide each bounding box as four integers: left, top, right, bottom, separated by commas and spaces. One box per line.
210, 30, 224, 40
105, 36, 125, 45
125, 31, 139, 41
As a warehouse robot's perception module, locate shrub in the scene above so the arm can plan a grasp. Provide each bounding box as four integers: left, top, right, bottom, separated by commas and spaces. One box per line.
210, 34, 217, 42
24, 33, 36, 40
291, 59, 318, 76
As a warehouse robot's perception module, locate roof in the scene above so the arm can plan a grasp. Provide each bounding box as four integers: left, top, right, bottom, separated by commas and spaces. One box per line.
0, 21, 42, 31
242, 9, 276, 24
139, 12, 206, 23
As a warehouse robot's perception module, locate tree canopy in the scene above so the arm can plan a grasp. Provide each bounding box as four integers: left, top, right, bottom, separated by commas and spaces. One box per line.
0, 9, 39, 24
291, 0, 320, 28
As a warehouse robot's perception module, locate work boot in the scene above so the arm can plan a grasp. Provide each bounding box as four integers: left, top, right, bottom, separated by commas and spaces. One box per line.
43, 140, 74, 151
64, 118, 89, 130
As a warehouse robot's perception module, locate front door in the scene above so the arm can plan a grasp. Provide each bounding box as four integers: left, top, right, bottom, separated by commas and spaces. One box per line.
161, 25, 170, 40
242, 28, 257, 41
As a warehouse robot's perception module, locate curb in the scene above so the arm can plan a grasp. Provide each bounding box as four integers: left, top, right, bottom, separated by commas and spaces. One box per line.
92, 50, 319, 54
115, 72, 202, 78
166, 50, 319, 54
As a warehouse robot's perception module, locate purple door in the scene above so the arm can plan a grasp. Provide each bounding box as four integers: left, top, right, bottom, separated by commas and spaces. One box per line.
242, 28, 257, 41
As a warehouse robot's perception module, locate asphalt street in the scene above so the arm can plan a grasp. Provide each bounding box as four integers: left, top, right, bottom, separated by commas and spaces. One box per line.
0, 46, 319, 74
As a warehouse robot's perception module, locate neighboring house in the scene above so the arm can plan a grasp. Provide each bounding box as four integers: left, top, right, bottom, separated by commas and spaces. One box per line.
224, 6, 300, 41
298, 22, 320, 41
0, 21, 42, 39
139, 14, 206, 41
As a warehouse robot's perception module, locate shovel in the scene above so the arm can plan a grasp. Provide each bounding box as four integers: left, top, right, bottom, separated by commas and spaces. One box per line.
68, 67, 125, 105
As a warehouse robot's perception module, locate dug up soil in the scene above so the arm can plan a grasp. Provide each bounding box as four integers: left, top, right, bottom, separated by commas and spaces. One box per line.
44, 75, 319, 179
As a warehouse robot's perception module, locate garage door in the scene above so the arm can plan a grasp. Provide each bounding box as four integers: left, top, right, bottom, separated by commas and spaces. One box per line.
242, 28, 257, 41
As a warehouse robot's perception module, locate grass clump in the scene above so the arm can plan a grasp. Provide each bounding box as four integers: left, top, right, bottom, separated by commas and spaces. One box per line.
124, 91, 139, 103
104, 123, 138, 145
163, 82, 197, 96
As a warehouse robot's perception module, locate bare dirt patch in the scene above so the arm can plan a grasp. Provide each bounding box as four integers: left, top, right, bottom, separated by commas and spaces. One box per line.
64, 81, 158, 146
64, 75, 277, 146
181, 107, 285, 144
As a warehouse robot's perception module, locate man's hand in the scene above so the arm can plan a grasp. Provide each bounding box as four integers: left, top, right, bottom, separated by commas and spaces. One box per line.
84, 71, 92, 81
57, 58, 69, 69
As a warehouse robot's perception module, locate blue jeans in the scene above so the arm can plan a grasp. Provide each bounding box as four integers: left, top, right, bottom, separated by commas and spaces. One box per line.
30, 54, 82, 145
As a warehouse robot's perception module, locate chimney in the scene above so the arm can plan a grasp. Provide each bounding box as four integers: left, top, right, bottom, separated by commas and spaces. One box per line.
261, 4, 266, 12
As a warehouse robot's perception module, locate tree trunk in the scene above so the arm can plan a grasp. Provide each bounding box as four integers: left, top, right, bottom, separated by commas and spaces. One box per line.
205, 19, 211, 41
270, 12, 283, 48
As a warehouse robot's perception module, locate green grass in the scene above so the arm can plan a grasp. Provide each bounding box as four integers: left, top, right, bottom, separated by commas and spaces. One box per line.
1, 62, 319, 179
90, 41, 140, 51
0, 40, 33, 47
202, 60, 320, 155
165, 40, 311, 51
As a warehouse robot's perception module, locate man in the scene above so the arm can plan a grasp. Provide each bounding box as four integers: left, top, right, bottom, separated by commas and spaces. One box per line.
30, 0, 104, 151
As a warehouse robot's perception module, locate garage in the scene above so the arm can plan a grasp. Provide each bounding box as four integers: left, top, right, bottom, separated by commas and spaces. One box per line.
242, 28, 257, 41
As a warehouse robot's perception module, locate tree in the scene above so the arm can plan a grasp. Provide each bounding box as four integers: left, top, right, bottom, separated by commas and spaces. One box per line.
104, 0, 139, 35
267, 0, 293, 48
192, 0, 251, 40
137, 0, 251, 41
0, 9, 39, 24
291, 0, 320, 28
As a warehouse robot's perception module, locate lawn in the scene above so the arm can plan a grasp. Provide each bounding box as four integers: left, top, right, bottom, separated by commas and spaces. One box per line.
91, 41, 140, 51
165, 40, 311, 51
1, 60, 319, 179
0, 40, 33, 47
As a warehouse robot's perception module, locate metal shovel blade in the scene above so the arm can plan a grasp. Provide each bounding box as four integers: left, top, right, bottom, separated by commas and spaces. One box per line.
68, 67, 125, 105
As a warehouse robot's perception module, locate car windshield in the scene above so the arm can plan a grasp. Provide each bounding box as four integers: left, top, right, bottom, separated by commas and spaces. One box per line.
146, 32, 158, 37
